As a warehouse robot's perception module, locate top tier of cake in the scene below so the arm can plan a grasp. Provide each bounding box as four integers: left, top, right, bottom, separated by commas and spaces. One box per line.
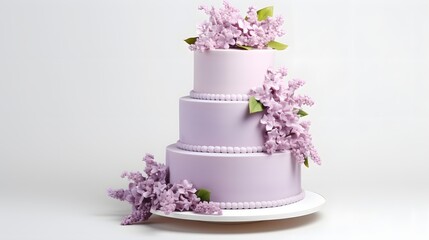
194, 49, 275, 95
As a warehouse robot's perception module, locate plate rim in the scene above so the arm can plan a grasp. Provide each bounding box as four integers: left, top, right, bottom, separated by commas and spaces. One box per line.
151, 190, 325, 223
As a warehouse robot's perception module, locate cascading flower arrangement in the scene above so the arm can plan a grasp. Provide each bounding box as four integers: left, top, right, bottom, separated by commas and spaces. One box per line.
185, 1, 287, 51
108, 154, 221, 225
249, 68, 321, 167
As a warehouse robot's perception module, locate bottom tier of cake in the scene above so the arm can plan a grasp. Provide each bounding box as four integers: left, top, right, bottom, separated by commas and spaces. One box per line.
166, 144, 304, 209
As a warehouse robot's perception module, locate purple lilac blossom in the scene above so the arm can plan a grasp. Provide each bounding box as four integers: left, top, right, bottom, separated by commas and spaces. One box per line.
190, 1, 284, 51
108, 154, 209, 225
193, 202, 223, 215
249, 68, 321, 165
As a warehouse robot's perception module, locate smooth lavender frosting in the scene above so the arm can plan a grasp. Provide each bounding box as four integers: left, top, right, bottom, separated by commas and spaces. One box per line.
194, 49, 274, 94
179, 97, 265, 148
166, 144, 302, 205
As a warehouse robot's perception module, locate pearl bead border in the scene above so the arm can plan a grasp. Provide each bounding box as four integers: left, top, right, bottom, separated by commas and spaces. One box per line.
177, 141, 265, 154
190, 90, 249, 101
211, 191, 305, 209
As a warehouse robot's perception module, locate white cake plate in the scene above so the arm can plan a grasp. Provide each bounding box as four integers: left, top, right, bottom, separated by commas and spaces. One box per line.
151, 190, 325, 223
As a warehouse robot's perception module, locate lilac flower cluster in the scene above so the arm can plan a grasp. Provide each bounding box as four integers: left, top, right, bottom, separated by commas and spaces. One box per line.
108, 154, 221, 225
250, 68, 321, 165
190, 1, 284, 51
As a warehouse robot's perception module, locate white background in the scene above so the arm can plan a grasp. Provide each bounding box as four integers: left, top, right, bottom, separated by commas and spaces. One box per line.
1, 0, 428, 239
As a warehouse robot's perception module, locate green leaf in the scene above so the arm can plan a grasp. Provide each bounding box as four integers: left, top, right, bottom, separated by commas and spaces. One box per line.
237, 45, 253, 50
297, 109, 308, 117
304, 157, 309, 168
184, 37, 197, 45
196, 189, 211, 202
267, 41, 288, 50
257, 6, 274, 21
249, 96, 264, 113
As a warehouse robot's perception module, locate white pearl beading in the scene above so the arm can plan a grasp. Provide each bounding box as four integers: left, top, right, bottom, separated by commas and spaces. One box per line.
212, 191, 305, 209
190, 90, 249, 101
177, 141, 265, 154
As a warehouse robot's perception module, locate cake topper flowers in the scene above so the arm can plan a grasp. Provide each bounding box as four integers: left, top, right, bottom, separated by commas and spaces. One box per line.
249, 68, 321, 167
185, 1, 287, 51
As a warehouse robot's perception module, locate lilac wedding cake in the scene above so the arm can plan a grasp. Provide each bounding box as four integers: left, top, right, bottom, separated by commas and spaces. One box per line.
108, 2, 321, 225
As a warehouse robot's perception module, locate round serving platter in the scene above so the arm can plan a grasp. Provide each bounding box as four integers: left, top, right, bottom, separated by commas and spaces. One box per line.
151, 190, 325, 223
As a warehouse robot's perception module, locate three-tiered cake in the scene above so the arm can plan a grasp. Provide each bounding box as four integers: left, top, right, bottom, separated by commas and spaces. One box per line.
108, 3, 321, 225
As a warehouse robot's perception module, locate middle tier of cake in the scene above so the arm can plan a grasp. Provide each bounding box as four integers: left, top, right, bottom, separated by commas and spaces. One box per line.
179, 97, 266, 153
